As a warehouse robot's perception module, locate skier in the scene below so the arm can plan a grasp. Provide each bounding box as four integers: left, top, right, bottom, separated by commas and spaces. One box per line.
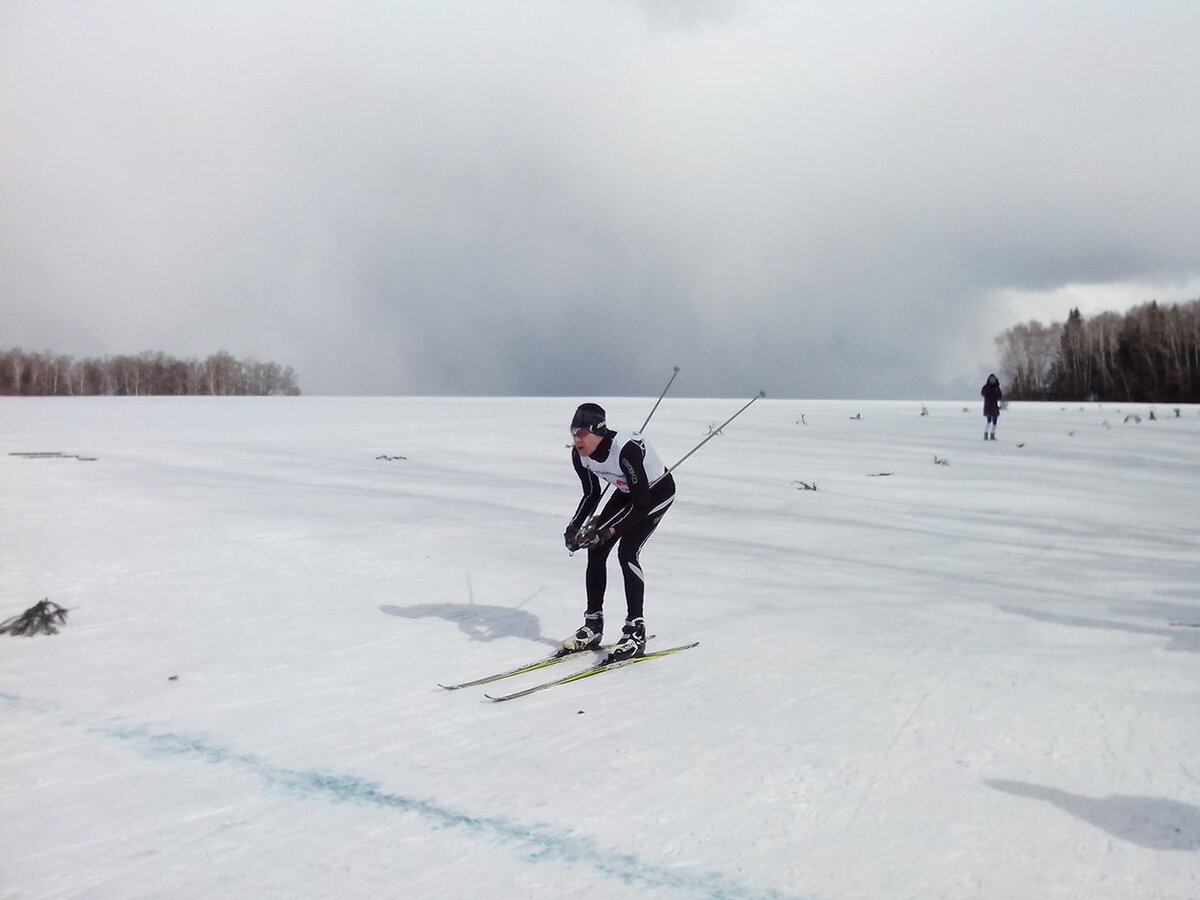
562, 402, 675, 663
981, 373, 1003, 440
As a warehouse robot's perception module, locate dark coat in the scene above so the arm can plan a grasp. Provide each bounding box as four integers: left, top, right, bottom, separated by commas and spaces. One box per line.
981, 377, 1002, 417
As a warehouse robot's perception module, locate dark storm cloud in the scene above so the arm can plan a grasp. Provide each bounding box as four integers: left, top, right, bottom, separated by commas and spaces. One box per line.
3, 2, 1199, 398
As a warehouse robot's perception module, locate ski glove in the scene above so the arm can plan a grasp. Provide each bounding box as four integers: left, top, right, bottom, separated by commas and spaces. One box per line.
564, 526, 581, 551
574, 525, 613, 550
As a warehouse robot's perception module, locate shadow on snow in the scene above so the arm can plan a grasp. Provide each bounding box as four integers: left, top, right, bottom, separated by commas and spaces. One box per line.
997, 605, 1200, 653
379, 602, 561, 650
986, 780, 1200, 851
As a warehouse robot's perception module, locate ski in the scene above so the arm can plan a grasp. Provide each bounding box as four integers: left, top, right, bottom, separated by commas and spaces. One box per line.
436, 637, 655, 690
484, 641, 699, 702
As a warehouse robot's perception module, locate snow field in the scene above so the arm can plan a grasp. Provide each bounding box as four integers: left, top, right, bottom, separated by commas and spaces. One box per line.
2, 396, 1198, 899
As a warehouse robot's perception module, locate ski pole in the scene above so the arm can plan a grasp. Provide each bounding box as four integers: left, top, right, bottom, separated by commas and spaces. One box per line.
653, 390, 765, 484
638, 365, 680, 432
572, 389, 765, 552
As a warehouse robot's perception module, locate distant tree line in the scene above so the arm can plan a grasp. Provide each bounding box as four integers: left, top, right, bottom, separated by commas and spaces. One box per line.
0, 348, 301, 396
995, 298, 1200, 402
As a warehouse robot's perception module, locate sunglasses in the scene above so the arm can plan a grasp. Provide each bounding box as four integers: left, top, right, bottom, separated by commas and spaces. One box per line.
570, 427, 593, 438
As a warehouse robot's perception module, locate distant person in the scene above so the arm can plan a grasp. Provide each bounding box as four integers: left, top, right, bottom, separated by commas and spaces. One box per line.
981, 374, 1003, 440
562, 403, 676, 664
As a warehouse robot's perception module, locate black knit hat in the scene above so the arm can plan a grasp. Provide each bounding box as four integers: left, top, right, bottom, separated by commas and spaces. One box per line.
570, 403, 607, 434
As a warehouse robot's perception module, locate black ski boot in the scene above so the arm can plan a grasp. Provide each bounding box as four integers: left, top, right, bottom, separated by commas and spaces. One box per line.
560, 611, 603, 654
603, 617, 646, 664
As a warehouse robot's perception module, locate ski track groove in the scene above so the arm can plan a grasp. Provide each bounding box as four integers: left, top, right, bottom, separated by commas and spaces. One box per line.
842, 629, 959, 837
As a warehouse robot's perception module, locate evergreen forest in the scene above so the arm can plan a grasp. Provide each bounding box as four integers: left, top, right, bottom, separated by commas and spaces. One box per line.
995, 298, 1200, 402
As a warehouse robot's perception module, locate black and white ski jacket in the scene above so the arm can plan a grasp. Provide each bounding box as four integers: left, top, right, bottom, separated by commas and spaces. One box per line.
569, 431, 675, 537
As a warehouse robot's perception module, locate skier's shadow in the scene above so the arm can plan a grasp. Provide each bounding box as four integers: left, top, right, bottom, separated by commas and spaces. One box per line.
986, 780, 1200, 851
997, 605, 1200, 654
380, 590, 560, 650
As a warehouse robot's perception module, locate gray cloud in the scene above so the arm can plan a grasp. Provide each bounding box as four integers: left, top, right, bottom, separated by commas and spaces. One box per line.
3, 2, 1199, 398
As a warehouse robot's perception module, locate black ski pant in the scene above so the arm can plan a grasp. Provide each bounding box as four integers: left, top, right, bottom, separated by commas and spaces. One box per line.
584, 489, 674, 622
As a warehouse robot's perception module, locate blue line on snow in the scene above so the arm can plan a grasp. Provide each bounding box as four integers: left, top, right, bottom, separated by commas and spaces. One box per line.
3, 695, 806, 900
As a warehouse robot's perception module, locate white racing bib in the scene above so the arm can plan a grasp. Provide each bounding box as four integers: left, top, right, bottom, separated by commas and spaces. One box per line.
580, 431, 667, 492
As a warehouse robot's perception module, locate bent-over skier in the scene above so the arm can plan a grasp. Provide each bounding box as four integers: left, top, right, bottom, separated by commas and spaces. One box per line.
563, 402, 675, 663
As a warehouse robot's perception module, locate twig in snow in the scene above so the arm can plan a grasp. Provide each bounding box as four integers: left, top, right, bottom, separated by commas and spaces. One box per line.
9, 452, 97, 461
1, 599, 70, 636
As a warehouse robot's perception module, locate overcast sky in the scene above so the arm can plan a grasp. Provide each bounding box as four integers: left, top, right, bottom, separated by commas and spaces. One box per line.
3, 1, 1199, 399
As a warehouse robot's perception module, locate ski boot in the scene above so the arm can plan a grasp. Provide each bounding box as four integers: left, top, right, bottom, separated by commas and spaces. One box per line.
559, 611, 603, 655
603, 617, 646, 664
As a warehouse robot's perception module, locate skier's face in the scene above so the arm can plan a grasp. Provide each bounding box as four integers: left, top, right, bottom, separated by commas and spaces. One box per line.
571, 428, 602, 457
